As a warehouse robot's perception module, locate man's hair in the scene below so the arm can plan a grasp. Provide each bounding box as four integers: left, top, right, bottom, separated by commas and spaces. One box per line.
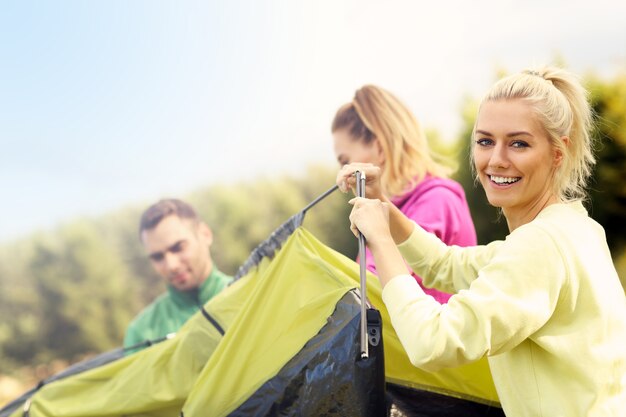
139, 198, 199, 236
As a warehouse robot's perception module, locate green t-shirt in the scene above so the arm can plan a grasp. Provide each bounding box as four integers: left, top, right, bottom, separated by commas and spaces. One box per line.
123, 267, 232, 349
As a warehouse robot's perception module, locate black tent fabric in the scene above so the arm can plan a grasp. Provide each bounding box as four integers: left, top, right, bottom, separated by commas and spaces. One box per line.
223, 291, 386, 417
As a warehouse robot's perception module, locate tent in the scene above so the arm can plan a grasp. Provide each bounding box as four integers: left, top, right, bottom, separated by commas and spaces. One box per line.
1, 189, 504, 417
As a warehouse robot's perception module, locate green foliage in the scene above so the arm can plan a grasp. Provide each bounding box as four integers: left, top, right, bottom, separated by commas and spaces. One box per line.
0, 241, 41, 370
587, 73, 626, 254
97, 207, 164, 305
1, 223, 140, 367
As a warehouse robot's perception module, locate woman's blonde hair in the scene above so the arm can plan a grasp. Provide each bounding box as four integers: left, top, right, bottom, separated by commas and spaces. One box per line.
332, 84, 452, 197
474, 66, 596, 202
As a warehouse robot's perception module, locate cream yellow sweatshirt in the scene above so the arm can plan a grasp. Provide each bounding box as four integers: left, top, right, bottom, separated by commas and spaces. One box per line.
382, 202, 626, 417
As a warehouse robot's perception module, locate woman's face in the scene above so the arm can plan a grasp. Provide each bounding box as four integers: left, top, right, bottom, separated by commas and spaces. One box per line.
333, 129, 384, 167
473, 99, 561, 225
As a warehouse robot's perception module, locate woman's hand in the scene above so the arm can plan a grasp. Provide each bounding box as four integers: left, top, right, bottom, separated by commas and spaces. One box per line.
336, 163, 384, 200
349, 197, 408, 287
340, 162, 416, 247
348, 197, 393, 245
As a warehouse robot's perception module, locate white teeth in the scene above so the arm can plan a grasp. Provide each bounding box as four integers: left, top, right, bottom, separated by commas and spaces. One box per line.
490, 175, 520, 184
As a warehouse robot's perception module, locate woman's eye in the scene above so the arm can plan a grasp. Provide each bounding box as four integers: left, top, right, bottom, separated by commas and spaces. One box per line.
511, 140, 529, 148
475, 138, 493, 146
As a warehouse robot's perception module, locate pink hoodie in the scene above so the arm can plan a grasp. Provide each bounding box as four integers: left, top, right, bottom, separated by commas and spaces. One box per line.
362, 176, 477, 303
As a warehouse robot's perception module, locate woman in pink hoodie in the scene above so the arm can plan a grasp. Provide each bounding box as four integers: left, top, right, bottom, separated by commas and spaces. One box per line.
332, 84, 476, 303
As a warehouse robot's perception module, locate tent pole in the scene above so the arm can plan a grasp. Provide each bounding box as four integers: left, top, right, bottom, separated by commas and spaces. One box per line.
356, 171, 369, 359
302, 184, 339, 214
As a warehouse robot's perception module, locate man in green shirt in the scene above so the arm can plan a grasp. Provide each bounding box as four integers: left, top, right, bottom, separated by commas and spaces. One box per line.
123, 198, 232, 349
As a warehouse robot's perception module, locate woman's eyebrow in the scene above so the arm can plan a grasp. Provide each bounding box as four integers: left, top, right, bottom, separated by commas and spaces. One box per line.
475, 129, 533, 137
506, 131, 533, 137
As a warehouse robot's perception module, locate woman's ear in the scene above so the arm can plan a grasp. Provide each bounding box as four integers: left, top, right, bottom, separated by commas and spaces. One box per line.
373, 138, 386, 166
554, 136, 570, 167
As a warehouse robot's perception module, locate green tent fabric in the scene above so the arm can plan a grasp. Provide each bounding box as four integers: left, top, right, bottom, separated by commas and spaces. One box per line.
5, 275, 258, 417
5, 227, 501, 417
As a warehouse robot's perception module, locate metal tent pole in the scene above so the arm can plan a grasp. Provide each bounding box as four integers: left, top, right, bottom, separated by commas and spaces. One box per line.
355, 171, 369, 359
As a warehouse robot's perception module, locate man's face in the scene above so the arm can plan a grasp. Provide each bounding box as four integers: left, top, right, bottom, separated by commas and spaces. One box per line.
141, 215, 213, 292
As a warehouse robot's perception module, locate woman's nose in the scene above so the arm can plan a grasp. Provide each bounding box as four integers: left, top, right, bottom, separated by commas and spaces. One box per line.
488, 143, 510, 169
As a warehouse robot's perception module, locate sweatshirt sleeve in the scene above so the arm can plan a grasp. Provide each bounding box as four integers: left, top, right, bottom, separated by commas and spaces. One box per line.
397, 221, 499, 293
384, 223, 566, 372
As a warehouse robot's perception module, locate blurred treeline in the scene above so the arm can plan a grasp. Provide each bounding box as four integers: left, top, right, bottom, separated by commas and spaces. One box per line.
0, 70, 624, 380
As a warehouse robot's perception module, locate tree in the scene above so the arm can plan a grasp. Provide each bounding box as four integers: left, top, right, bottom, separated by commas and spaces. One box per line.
2, 222, 141, 365
587, 72, 626, 256
0, 241, 40, 370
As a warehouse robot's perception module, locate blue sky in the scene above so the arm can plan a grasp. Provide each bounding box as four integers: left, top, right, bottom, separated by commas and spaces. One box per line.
1, 0, 625, 242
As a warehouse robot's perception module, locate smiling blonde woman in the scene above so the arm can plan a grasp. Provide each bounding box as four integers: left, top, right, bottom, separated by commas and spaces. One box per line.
337, 67, 626, 417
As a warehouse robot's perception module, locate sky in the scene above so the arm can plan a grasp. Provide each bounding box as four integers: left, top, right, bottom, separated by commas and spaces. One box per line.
1, 0, 625, 243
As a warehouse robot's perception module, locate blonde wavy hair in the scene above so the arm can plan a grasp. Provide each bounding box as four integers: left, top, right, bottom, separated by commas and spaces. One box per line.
332, 84, 452, 197
473, 66, 596, 202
